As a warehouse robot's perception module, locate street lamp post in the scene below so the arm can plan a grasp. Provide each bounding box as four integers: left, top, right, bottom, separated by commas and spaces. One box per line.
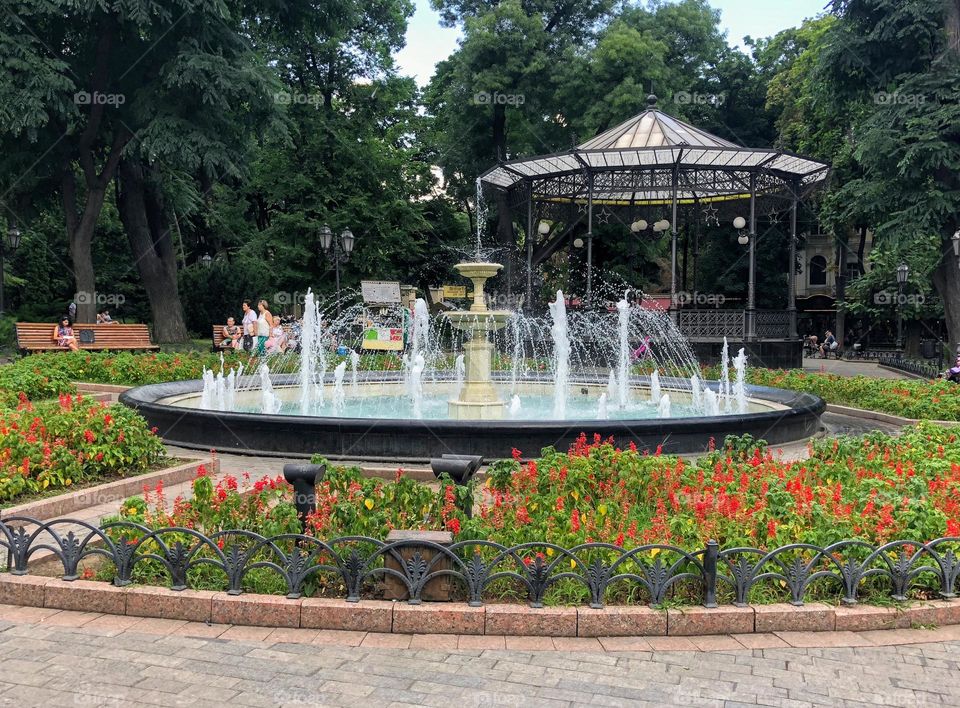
0, 222, 23, 317
319, 225, 357, 312
896, 262, 909, 354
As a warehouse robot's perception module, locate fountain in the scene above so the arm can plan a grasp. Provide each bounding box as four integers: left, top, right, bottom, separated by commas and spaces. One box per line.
120, 261, 826, 460
443, 262, 512, 420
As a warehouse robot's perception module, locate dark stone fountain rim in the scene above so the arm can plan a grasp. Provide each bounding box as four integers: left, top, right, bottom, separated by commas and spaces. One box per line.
119, 373, 825, 461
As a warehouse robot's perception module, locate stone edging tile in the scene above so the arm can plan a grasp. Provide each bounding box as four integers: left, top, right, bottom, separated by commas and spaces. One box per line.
825, 403, 958, 428
0, 458, 219, 521
2, 575, 959, 637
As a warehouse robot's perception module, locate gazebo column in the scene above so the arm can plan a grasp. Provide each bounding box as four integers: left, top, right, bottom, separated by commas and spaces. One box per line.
586, 172, 594, 306
746, 173, 757, 341
787, 183, 799, 339
525, 189, 533, 312
670, 165, 679, 323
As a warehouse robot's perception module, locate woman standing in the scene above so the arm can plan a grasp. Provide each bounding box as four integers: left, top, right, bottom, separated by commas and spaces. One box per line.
256, 299, 274, 355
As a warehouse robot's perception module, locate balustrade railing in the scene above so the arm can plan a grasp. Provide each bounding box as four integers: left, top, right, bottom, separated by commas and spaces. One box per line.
677, 310, 792, 341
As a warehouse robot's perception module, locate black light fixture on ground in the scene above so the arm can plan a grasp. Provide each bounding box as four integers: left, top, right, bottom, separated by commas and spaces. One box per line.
0, 221, 22, 317
319, 224, 357, 313
896, 262, 910, 353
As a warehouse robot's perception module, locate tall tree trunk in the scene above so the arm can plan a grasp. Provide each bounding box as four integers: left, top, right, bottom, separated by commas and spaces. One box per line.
62, 171, 107, 323
933, 230, 960, 356
117, 159, 189, 343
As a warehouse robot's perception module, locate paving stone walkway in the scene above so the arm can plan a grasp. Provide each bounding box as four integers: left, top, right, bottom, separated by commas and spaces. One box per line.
1, 605, 959, 707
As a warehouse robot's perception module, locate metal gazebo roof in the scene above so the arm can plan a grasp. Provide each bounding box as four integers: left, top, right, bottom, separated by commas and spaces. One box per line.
478, 96, 830, 205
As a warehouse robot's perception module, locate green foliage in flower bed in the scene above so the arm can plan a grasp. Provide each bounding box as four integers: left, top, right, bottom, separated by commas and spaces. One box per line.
738, 368, 960, 422
0, 394, 166, 503
0, 363, 74, 409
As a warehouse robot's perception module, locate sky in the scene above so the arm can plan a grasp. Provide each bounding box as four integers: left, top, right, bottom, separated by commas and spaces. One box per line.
394, 0, 830, 86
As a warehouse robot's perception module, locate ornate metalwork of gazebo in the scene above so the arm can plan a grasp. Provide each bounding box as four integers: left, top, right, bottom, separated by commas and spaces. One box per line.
478, 95, 830, 365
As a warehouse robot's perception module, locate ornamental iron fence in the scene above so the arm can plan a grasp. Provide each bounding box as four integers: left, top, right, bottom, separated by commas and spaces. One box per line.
677, 310, 792, 341
2, 517, 959, 609
875, 352, 943, 380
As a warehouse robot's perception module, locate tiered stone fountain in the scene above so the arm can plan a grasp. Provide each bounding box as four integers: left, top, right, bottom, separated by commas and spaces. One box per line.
443, 262, 512, 420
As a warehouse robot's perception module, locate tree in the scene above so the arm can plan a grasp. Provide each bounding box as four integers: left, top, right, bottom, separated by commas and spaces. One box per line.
815, 0, 960, 352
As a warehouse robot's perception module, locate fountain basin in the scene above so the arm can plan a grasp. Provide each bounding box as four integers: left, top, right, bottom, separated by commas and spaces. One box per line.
119, 373, 825, 462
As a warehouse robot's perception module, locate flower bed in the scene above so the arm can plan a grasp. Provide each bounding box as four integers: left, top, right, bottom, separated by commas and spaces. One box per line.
734, 368, 960, 422
0, 394, 166, 504
59, 423, 958, 606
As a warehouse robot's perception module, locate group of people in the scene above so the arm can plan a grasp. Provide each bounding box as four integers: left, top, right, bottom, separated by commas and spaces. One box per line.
219, 299, 298, 355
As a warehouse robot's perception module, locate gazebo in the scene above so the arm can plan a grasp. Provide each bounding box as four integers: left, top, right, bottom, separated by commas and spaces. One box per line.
478, 95, 830, 366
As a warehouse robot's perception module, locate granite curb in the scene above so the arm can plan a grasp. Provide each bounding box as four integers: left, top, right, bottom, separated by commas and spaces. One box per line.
2, 575, 957, 637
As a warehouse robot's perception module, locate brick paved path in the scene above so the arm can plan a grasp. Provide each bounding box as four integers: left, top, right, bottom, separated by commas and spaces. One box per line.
1, 606, 959, 707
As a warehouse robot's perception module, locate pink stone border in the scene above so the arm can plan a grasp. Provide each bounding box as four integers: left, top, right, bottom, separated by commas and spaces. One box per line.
0, 458, 219, 521
2, 575, 958, 637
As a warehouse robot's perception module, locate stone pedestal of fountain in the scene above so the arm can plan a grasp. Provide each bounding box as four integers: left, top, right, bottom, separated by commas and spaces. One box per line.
444, 263, 511, 420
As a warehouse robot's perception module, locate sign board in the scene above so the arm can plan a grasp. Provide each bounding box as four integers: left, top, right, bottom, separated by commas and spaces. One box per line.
442, 285, 467, 299
361, 327, 404, 351
361, 280, 402, 305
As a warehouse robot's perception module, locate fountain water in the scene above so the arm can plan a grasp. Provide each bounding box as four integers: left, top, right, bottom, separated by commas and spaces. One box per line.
616, 297, 630, 408
259, 363, 281, 414
733, 348, 749, 415
509, 395, 522, 418
649, 369, 661, 405
333, 361, 347, 414
410, 353, 426, 419
658, 393, 671, 418
350, 350, 360, 396
548, 290, 570, 418
598, 393, 609, 420
720, 337, 731, 413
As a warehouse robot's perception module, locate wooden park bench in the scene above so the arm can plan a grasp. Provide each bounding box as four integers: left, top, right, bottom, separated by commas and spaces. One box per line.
15, 322, 159, 355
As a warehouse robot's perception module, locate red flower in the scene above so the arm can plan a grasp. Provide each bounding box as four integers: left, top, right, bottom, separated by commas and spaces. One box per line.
947, 520, 960, 538
767, 520, 777, 539
83, 429, 95, 444
446, 518, 461, 535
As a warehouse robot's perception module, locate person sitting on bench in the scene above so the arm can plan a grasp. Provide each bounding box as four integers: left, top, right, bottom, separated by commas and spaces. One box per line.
220, 317, 242, 350
819, 330, 839, 359
53, 316, 79, 351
